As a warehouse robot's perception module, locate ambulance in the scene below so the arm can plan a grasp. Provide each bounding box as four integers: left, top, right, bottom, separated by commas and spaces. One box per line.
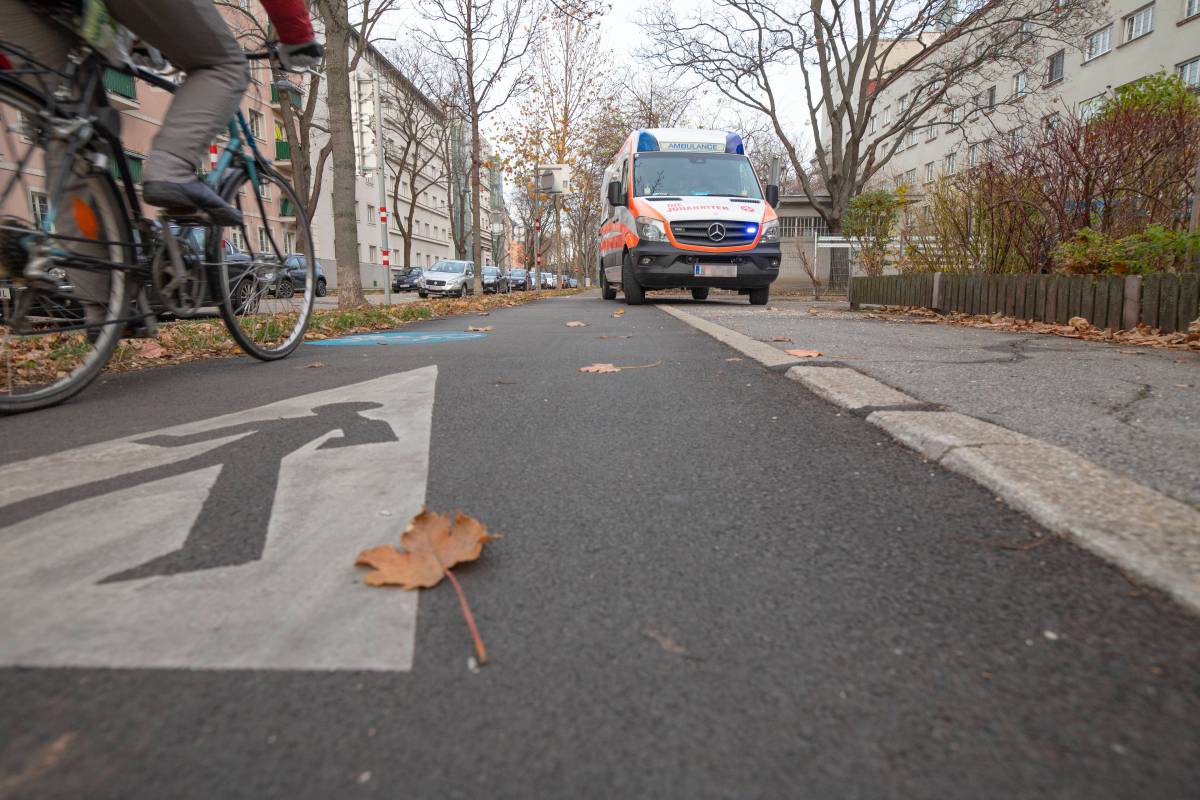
598, 128, 781, 305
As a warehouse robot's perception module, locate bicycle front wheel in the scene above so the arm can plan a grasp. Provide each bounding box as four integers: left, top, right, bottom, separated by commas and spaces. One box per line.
0, 76, 130, 413
210, 162, 314, 360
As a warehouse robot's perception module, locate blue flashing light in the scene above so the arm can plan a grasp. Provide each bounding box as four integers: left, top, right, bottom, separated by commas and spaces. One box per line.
725, 132, 745, 154
745, 225, 757, 234
636, 130, 660, 152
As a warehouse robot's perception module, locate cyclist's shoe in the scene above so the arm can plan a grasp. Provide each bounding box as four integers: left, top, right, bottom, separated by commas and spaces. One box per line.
143, 179, 242, 227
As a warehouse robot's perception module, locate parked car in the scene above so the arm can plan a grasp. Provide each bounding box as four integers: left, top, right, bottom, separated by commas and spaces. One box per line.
418, 259, 475, 298
481, 265, 509, 293
265, 253, 327, 299
392, 267, 423, 293
507, 268, 530, 291
541, 272, 556, 289
567, 277, 579, 289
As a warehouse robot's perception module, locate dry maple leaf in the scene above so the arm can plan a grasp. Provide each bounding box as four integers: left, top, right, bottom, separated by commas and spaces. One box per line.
356, 509, 499, 663
770, 336, 792, 342
580, 362, 621, 373
612, 308, 625, 317
305, 362, 326, 369
466, 325, 494, 332
784, 349, 823, 358
565, 320, 588, 328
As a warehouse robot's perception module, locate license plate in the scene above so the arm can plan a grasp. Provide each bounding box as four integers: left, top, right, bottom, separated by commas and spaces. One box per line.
0, 286, 10, 300
694, 263, 737, 278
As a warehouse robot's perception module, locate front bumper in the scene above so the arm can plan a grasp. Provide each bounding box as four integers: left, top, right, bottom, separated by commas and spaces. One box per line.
422, 283, 465, 295
629, 241, 781, 289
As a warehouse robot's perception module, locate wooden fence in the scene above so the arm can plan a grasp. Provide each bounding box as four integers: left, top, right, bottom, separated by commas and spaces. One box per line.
849, 272, 1200, 334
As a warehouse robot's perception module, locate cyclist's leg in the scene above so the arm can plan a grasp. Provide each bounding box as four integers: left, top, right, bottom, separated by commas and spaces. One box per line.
104, 0, 249, 223
0, 0, 112, 304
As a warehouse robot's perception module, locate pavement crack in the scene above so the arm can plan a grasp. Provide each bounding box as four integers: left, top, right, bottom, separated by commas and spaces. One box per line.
1106, 381, 1153, 426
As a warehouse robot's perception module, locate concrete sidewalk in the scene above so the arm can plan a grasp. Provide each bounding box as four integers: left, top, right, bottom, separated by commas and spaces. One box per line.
675, 296, 1200, 510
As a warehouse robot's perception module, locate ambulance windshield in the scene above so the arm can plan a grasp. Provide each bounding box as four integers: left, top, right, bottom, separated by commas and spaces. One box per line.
633, 153, 762, 199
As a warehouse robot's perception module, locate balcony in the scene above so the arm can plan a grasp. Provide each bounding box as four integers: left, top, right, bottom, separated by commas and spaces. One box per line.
279, 198, 297, 220
270, 83, 303, 111
103, 68, 138, 110
274, 139, 293, 170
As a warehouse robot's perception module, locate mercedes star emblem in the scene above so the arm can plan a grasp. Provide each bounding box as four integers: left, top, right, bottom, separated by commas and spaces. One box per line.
707, 222, 727, 242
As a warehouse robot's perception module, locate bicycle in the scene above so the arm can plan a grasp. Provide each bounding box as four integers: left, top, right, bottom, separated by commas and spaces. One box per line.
0, 34, 316, 413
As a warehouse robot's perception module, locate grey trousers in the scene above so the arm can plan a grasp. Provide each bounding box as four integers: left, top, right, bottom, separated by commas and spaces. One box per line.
0, 0, 249, 180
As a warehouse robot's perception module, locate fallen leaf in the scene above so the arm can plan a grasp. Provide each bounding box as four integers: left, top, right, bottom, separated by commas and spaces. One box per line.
466, 325, 494, 332
598, 334, 632, 339
643, 628, 687, 656
1118, 349, 1143, 355
580, 362, 621, 373
356, 509, 500, 663
784, 349, 823, 358
770, 335, 793, 342
725, 357, 743, 362
139, 341, 167, 359
612, 308, 625, 317
305, 362, 326, 369
767, 306, 783, 311
565, 320, 588, 328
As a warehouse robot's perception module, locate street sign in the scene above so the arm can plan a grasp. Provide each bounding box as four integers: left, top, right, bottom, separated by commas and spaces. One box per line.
0, 368, 438, 671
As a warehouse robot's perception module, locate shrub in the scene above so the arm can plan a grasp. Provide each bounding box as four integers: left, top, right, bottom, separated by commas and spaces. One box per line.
1053, 225, 1200, 274
1053, 228, 1123, 274
844, 189, 903, 276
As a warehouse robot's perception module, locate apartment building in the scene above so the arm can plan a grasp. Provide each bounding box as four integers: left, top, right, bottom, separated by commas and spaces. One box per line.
306, 34, 455, 290
863, 0, 1200, 192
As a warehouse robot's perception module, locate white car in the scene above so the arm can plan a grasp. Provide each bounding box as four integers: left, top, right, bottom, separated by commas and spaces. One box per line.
418, 259, 475, 298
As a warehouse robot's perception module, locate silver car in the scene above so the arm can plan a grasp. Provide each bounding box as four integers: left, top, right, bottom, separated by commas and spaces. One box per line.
418, 259, 475, 298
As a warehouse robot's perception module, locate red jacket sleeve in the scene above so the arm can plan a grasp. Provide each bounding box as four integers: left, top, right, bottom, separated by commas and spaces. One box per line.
260, 0, 316, 45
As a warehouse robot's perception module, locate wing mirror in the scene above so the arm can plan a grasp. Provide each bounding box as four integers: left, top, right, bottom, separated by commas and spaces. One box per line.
766, 184, 780, 208
606, 180, 623, 207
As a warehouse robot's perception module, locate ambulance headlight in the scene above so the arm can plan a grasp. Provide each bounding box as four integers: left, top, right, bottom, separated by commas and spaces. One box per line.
636, 216, 667, 242
761, 219, 780, 243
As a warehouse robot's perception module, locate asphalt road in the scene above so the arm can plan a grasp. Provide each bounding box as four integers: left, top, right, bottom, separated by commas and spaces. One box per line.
1, 292, 1198, 799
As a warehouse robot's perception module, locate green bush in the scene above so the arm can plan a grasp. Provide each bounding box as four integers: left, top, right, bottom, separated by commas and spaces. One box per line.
1053, 225, 1200, 274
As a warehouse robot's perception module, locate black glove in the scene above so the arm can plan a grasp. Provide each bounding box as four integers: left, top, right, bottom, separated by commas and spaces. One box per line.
279, 41, 323, 71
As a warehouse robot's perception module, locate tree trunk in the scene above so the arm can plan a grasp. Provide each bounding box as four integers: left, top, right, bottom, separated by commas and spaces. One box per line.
316, 0, 366, 308
469, 111, 483, 292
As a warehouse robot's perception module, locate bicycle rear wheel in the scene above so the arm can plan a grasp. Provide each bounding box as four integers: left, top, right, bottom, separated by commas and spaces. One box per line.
0, 77, 130, 413
210, 162, 314, 360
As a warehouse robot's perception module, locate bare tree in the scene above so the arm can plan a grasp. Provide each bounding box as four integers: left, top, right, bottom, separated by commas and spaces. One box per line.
643, 0, 1101, 234
420, 0, 542, 292
619, 69, 694, 129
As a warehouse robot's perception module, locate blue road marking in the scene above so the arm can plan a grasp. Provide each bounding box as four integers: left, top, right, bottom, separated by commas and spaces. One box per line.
309, 331, 488, 347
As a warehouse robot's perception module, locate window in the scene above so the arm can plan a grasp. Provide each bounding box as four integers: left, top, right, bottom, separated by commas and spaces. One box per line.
1124, 5, 1153, 41
1013, 71, 1027, 97
882, 105, 892, 125
906, 129, 919, 148
249, 110, 264, 141
924, 161, 935, 184
981, 85, 996, 109
968, 143, 979, 167
950, 105, 963, 124
258, 226, 272, 252
904, 169, 917, 186
1188, 0, 1200, 18
1042, 113, 1060, 139
1047, 50, 1065, 83
868, 115, 877, 134
367, 204, 376, 226
1179, 56, 1200, 88
944, 152, 957, 175
1010, 126, 1025, 147
257, 178, 270, 200
369, 245, 378, 262
1079, 95, 1104, 122
1085, 26, 1112, 60
925, 123, 937, 141
229, 226, 247, 251
29, 190, 49, 230
897, 94, 908, 113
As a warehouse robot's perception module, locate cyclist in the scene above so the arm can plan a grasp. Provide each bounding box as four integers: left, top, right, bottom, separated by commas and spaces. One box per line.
0, 0, 323, 224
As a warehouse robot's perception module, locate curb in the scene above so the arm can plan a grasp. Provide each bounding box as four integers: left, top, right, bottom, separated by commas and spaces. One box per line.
661, 304, 1200, 614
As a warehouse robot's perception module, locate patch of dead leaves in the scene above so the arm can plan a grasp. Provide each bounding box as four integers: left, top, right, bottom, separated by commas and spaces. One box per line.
357, 509, 499, 664
565, 320, 588, 328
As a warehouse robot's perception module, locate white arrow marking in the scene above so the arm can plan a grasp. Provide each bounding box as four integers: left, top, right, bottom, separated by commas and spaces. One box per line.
0, 366, 437, 671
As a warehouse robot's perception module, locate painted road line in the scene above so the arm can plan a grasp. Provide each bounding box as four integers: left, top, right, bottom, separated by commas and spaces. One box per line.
310, 331, 487, 347
0, 367, 437, 671
660, 304, 1200, 614
657, 305, 805, 367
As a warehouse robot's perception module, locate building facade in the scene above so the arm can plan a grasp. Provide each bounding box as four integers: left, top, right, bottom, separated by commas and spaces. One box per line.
860, 1, 1200, 192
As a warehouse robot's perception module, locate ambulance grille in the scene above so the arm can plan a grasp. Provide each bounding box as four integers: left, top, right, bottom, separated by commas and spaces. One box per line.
670, 220, 758, 247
